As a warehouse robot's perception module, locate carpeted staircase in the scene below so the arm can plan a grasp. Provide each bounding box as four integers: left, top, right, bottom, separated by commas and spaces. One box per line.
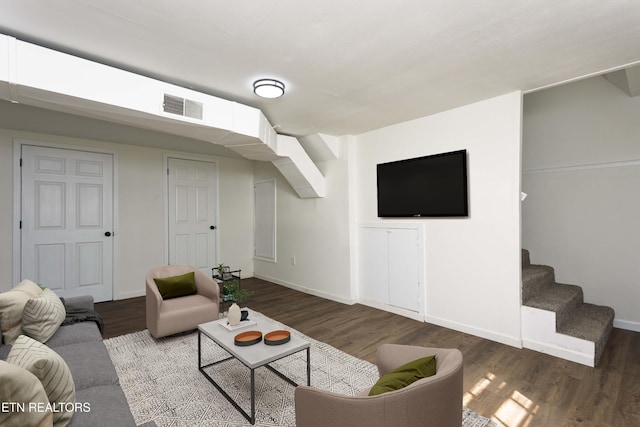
521, 249, 614, 366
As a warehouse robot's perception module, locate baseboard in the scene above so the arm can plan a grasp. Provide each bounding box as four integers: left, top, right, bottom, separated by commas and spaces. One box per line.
522, 338, 594, 367
357, 298, 424, 322
614, 318, 640, 333
426, 314, 523, 348
116, 289, 146, 300
256, 274, 521, 346
253, 274, 356, 305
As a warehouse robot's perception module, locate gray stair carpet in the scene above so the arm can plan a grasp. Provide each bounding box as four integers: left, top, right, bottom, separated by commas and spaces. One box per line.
521, 249, 614, 365
522, 264, 554, 303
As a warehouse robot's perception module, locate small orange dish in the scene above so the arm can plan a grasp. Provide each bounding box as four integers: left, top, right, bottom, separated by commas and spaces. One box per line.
234, 330, 262, 346
264, 330, 291, 346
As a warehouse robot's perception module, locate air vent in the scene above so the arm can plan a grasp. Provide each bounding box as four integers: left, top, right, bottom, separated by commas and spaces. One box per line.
184, 99, 203, 119
163, 94, 203, 120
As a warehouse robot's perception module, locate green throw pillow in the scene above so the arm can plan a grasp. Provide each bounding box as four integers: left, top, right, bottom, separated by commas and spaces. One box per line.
153, 272, 197, 299
368, 355, 437, 396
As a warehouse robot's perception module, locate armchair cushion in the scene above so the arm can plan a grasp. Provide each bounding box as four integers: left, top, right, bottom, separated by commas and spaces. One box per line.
153, 272, 196, 300
368, 355, 436, 396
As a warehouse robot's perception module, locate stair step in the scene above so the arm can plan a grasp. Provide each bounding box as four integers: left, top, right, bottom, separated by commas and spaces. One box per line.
557, 303, 615, 365
522, 264, 555, 303
524, 283, 583, 327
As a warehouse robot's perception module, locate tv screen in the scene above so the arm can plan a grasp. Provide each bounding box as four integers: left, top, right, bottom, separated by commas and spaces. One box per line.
377, 149, 468, 217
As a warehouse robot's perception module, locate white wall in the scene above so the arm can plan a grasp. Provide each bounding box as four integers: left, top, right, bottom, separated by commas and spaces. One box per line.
1, 90, 526, 350
0, 134, 13, 288
522, 76, 640, 332
253, 137, 354, 304
0, 128, 255, 297
354, 92, 523, 347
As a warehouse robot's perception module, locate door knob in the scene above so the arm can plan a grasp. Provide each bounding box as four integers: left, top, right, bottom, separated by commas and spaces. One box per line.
210, 226, 216, 230
105, 232, 112, 237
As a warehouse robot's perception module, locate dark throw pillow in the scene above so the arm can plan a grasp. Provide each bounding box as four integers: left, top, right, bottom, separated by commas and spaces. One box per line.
368, 355, 437, 396
153, 272, 197, 299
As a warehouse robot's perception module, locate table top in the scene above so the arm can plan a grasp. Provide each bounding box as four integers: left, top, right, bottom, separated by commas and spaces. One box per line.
198, 309, 310, 369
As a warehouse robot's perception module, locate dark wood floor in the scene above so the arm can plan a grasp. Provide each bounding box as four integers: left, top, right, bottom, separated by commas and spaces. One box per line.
95, 277, 640, 427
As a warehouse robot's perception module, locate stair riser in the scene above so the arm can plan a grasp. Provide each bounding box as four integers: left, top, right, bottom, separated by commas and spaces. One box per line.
555, 289, 584, 330
522, 266, 554, 302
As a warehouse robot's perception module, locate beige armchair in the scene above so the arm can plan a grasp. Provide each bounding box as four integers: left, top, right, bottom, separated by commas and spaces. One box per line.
146, 265, 220, 338
295, 344, 463, 427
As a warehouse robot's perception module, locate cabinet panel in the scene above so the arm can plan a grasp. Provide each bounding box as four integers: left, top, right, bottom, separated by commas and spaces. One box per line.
388, 228, 420, 311
359, 227, 389, 304
359, 224, 423, 314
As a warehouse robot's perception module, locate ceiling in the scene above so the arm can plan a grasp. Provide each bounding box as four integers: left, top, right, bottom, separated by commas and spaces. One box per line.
1, 0, 640, 138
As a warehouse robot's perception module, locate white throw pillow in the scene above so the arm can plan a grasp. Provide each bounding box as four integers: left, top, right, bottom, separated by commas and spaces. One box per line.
0, 279, 43, 344
0, 360, 53, 427
22, 288, 66, 343
7, 335, 75, 427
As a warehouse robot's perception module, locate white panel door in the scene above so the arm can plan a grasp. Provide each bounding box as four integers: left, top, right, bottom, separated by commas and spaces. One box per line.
168, 158, 217, 274
21, 145, 114, 302
388, 228, 420, 311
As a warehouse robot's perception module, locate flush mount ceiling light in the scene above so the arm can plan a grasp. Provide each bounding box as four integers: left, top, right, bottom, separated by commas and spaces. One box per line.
253, 79, 285, 98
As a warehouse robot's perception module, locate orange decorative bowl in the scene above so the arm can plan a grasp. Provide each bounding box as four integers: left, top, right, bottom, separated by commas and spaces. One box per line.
234, 330, 262, 346
264, 330, 291, 346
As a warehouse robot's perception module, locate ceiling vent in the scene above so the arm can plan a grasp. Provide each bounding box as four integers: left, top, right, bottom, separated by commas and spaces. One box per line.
163, 93, 203, 120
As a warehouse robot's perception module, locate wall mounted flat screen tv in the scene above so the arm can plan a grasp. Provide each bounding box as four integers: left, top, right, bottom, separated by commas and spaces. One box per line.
377, 149, 468, 217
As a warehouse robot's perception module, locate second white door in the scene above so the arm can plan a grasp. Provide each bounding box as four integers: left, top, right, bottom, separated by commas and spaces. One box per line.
167, 158, 218, 275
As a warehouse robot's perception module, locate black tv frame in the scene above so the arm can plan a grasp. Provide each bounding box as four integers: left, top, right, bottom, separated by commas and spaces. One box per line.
376, 149, 468, 218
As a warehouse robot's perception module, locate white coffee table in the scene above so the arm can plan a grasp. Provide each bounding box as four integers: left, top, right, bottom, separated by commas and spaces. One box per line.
198, 310, 311, 425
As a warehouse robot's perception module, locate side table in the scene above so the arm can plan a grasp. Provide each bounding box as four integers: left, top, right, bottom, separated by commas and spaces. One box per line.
212, 267, 241, 313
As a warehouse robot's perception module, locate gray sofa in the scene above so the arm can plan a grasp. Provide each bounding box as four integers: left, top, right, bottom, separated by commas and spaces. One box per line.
0, 295, 156, 427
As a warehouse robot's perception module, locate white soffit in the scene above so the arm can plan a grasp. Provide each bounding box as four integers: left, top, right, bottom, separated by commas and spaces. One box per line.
0, 33, 325, 198
298, 133, 340, 162
273, 135, 326, 198
604, 64, 640, 97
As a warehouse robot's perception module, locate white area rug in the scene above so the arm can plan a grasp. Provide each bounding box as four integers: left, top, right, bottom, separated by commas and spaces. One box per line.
104, 311, 494, 427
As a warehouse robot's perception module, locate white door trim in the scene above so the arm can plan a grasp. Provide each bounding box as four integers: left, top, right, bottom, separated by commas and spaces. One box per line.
12, 138, 119, 298
253, 178, 277, 263
163, 153, 220, 267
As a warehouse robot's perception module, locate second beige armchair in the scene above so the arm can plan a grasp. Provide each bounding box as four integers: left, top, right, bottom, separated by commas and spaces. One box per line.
145, 265, 220, 338
295, 344, 463, 427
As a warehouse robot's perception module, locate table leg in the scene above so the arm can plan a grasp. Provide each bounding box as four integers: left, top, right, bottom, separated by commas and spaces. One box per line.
250, 368, 256, 424
306, 347, 311, 386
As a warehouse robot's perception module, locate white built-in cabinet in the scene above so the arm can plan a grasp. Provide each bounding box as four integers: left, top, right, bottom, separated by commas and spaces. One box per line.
358, 223, 424, 319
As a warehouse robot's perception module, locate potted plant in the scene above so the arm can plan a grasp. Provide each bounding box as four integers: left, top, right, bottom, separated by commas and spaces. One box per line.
215, 263, 226, 280
222, 279, 253, 304
223, 279, 254, 325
